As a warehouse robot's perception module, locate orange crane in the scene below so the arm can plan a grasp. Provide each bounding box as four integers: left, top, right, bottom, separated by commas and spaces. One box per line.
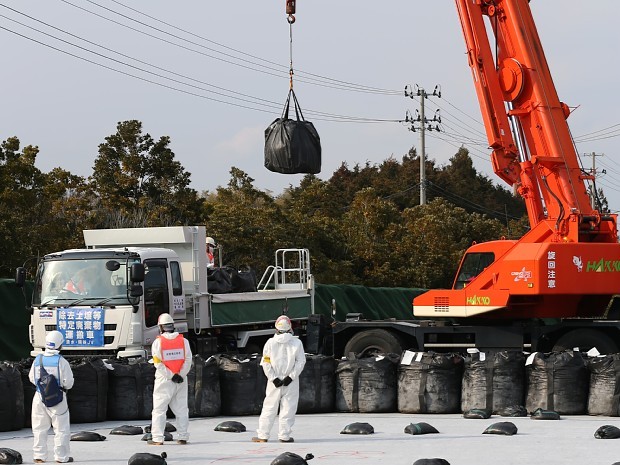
414, 0, 620, 320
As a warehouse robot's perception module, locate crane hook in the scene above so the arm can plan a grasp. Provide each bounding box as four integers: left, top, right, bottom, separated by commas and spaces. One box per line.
286, 0, 296, 23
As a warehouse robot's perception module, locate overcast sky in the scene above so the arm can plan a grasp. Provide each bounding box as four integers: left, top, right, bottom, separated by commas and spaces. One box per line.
1, 1, 619, 211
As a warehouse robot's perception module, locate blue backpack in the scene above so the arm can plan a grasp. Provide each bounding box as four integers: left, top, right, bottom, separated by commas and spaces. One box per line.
35, 355, 64, 407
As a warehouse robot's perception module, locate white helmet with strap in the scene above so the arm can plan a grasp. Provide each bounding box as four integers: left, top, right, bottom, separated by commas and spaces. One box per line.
45, 330, 64, 350
158, 313, 175, 333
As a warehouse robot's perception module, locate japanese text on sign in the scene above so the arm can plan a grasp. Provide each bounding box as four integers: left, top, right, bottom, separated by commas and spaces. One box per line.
57, 307, 105, 347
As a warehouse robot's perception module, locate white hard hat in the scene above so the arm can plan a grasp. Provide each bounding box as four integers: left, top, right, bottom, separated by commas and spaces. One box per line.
206, 237, 216, 246
275, 315, 292, 333
158, 313, 175, 333
45, 330, 64, 350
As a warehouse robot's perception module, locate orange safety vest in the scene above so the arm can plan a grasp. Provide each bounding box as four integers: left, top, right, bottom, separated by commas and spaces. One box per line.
158, 334, 186, 374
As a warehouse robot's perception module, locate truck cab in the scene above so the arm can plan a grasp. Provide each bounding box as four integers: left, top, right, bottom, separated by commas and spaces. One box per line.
19, 226, 316, 359
27, 247, 186, 358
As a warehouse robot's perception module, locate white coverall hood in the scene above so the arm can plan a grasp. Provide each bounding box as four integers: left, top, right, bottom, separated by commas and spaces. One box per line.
159, 331, 180, 340
273, 332, 294, 344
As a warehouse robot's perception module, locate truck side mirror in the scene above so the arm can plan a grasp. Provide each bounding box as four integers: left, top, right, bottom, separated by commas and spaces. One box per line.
15, 267, 26, 288
130, 284, 143, 297
130, 263, 145, 282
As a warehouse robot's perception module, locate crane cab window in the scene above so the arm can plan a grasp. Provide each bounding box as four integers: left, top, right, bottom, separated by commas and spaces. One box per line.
454, 252, 495, 290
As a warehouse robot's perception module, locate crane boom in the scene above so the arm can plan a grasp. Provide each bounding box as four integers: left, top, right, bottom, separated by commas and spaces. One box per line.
413, 0, 620, 320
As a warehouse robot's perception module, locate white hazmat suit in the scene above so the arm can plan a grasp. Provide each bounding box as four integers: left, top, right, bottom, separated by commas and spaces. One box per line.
255, 320, 306, 442
150, 329, 193, 444
29, 334, 75, 463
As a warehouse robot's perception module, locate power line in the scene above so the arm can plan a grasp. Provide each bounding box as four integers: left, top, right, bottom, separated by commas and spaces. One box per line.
60, 0, 402, 96
107, 0, 402, 96
0, 9, 401, 123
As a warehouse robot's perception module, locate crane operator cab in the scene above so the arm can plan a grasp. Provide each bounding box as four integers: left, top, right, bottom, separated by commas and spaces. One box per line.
454, 252, 495, 290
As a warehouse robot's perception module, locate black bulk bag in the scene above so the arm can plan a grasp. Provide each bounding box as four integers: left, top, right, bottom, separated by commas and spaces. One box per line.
297, 354, 336, 414
68, 357, 108, 423
207, 267, 233, 294
264, 89, 321, 175
0, 363, 25, 432
217, 354, 267, 416
397, 351, 464, 414
461, 349, 525, 414
106, 358, 155, 421
335, 353, 399, 413
230, 266, 257, 293
187, 355, 221, 417
16, 359, 35, 428
525, 350, 589, 415
587, 353, 620, 416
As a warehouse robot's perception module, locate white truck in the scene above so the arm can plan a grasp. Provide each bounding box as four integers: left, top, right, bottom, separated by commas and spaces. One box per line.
17, 226, 315, 358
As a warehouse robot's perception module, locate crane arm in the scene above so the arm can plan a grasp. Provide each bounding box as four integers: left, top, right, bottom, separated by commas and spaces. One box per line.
455, 0, 616, 242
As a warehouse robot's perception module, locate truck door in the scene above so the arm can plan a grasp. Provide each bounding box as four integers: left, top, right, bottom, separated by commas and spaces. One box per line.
143, 259, 170, 329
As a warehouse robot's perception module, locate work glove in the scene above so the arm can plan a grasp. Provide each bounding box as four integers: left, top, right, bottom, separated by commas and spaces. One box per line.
171, 374, 184, 384
272, 377, 283, 388
282, 376, 293, 386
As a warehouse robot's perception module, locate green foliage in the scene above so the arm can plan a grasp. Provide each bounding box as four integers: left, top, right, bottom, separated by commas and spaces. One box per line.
396, 199, 505, 288
91, 120, 203, 227
0, 138, 80, 276
1, 122, 530, 290
205, 168, 287, 275
429, 147, 526, 223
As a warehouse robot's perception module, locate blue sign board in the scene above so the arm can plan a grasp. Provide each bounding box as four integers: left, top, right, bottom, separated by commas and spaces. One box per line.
57, 307, 105, 347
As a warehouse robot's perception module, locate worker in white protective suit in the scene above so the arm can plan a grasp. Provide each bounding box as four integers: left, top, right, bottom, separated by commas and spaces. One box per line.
29, 330, 75, 464
149, 313, 193, 445
252, 315, 306, 443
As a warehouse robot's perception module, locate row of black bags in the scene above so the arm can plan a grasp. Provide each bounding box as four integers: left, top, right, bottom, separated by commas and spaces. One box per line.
207, 265, 258, 294
0, 353, 333, 432
2, 349, 619, 433
336, 349, 620, 416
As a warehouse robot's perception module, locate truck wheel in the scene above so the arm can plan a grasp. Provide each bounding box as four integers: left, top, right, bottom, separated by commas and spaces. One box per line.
343, 329, 404, 358
552, 329, 619, 355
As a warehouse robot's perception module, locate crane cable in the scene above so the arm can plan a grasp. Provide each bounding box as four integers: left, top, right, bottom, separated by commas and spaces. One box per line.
286, 0, 296, 90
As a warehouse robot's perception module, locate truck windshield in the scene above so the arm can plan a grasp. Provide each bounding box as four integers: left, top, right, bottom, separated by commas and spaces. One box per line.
34, 258, 132, 306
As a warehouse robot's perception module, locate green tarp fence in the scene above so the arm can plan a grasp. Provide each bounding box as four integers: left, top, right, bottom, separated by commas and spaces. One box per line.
314, 284, 427, 322
0, 279, 33, 361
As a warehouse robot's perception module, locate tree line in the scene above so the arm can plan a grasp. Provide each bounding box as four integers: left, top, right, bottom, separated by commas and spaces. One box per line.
0, 120, 528, 288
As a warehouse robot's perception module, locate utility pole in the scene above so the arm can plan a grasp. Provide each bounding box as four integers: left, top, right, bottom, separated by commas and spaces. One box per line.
584, 152, 605, 208
405, 84, 441, 205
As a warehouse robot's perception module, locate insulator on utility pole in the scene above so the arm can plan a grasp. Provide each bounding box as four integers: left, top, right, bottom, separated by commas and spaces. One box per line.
404, 84, 442, 206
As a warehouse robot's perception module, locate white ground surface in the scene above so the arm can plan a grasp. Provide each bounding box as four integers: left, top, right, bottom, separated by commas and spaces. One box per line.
1, 413, 620, 465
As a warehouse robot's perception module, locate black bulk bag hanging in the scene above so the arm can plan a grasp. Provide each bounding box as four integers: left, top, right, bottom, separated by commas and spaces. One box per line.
264, 89, 321, 175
